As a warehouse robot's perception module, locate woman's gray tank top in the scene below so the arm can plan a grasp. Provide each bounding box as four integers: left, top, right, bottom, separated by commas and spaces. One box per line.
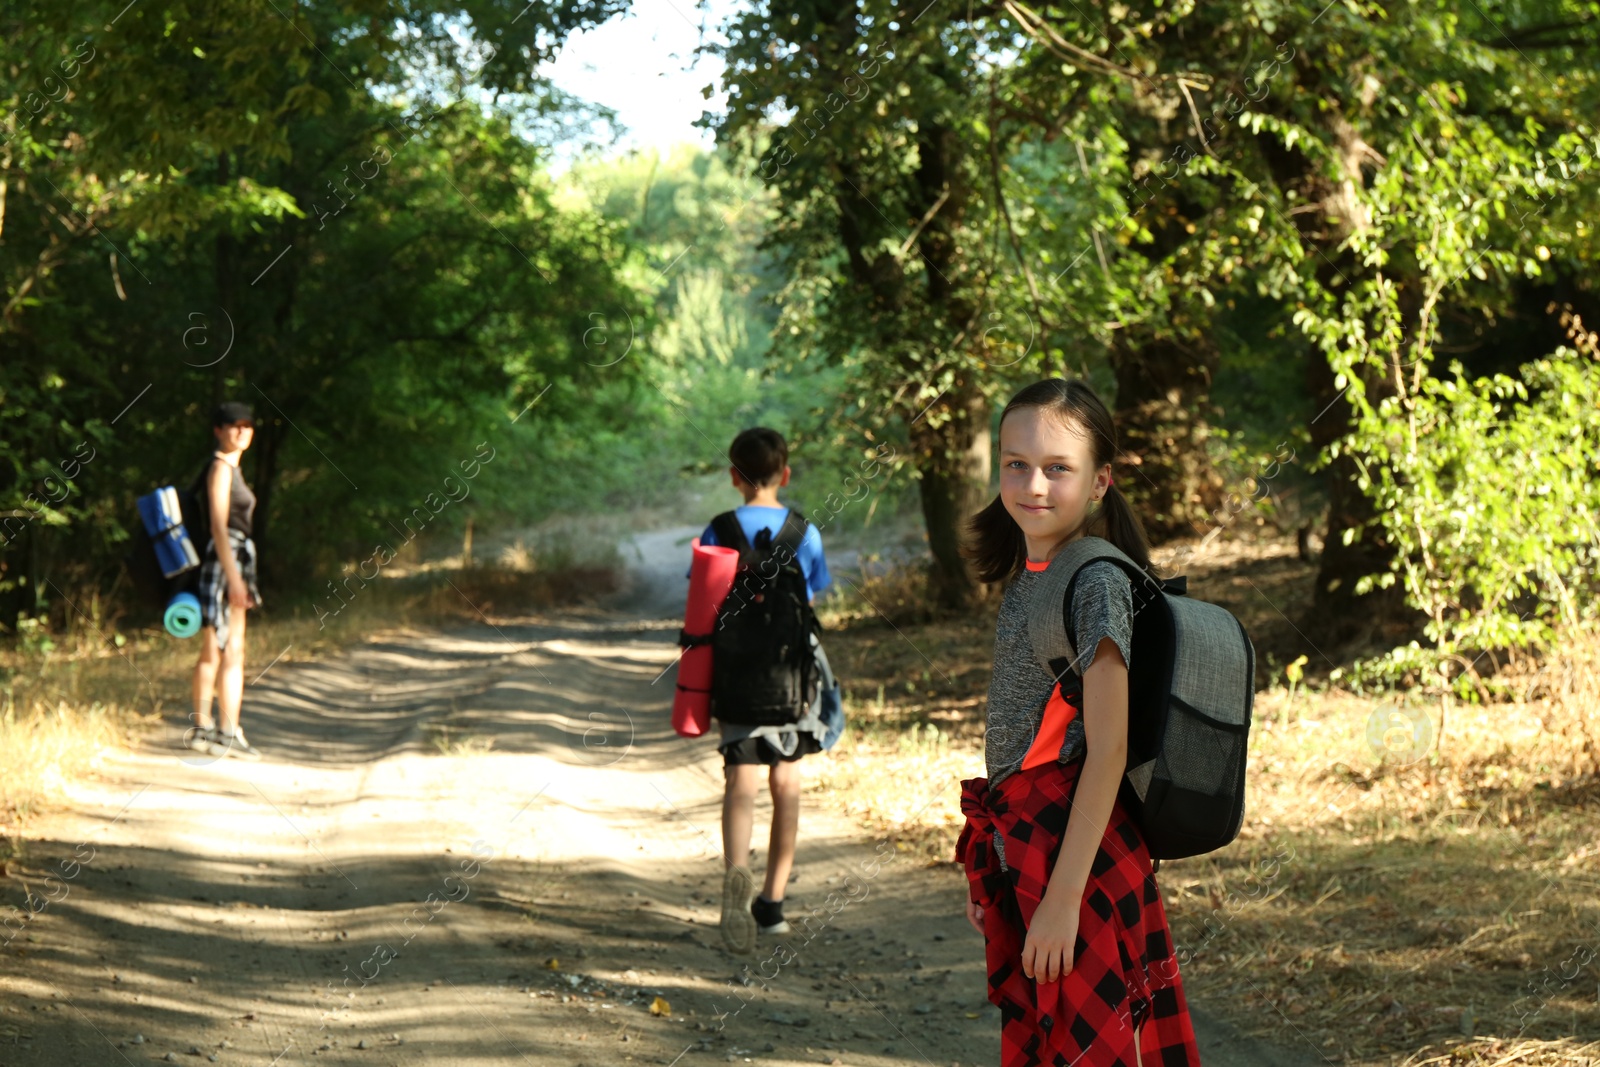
202, 456, 256, 538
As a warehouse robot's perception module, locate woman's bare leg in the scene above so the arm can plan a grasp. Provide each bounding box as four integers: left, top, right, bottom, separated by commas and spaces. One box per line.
193, 627, 220, 729
216, 609, 247, 734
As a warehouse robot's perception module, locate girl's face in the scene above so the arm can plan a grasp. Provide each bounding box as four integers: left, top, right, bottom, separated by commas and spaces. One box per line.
998, 406, 1110, 561
215, 421, 254, 453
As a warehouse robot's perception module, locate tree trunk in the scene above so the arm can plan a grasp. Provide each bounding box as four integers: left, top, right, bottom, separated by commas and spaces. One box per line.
213, 153, 236, 409
830, 101, 991, 611
1302, 116, 1421, 643
1302, 292, 1412, 645
249, 221, 300, 586
249, 418, 281, 586
1255, 103, 1414, 643
904, 113, 991, 611
1110, 333, 1224, 542
909, 380, 990, 610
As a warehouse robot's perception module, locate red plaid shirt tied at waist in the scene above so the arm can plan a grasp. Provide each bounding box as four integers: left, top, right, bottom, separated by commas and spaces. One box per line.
957, 760, 1202, 1067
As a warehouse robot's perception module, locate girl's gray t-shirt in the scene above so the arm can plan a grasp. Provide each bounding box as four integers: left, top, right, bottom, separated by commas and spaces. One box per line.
984, 560, 1135, 787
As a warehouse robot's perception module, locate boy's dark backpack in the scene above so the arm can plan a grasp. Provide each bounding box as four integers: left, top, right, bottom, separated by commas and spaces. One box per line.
1026, 536, 1256, 864
706, 509, 821, 726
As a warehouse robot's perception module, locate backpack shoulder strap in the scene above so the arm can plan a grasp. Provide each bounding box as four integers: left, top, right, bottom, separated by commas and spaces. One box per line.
709, 510, 751, 554
1026, 536, 1149, 682
188, 457, 212, 494
770, 508, 808, 563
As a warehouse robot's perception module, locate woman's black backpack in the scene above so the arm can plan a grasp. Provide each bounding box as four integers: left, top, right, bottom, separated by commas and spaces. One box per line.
701, 509, 821, 726
1026, 536, 1256, 863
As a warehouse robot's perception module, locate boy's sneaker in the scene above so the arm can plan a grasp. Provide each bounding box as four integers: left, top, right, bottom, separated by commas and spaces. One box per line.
218, 728, 263, 762
720, 865, 757, 955
752, 895, 791, 935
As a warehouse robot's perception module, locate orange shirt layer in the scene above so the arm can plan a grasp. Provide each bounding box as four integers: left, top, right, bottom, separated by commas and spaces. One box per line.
1020, 557, 1080, 771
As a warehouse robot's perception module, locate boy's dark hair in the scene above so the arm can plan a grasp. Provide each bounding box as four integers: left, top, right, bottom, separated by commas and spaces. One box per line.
728, 427, 788, 488
963, 378, 1155, 584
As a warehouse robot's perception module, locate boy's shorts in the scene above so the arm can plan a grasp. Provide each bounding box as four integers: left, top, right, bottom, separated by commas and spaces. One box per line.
721, 733, 823, 767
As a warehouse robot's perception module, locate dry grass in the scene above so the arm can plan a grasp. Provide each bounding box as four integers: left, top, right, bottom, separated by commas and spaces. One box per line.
1173, 640, 1600, 1067
1, 617, 209, 838
809, 561, 994, 861
0, 697, 129, 833
811, 540, 1600, 1066
810, 716, 983, 863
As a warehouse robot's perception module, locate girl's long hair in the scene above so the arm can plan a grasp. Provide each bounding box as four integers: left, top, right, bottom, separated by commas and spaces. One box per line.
963, 378, 1155, 585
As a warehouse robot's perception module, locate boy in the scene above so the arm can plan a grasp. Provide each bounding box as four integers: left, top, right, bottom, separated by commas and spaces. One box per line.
686, 427, 833, 955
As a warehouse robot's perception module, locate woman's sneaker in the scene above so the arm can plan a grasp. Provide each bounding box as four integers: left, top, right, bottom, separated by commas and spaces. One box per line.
720, 865, 757, 955
217, 728, 263, 761
752, 894, 791, 935
184, 725, 222, 755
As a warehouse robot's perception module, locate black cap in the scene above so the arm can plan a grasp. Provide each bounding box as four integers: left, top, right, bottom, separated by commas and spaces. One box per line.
211, 401, 254, 427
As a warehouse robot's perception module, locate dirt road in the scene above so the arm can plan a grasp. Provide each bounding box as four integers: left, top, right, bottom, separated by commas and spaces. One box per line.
0, 538, 1319, 1067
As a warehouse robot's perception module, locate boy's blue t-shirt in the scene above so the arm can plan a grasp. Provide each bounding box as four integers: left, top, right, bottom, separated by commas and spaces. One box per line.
685, 505, 832, 600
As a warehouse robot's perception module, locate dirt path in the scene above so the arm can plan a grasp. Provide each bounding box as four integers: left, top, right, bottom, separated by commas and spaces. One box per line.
0, 545, 1322, 1067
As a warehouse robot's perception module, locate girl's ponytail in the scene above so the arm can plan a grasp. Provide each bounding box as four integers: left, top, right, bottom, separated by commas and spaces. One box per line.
962, 378, 1158, 584
1094, 481, 1153, 575
966, 493, 1027, 584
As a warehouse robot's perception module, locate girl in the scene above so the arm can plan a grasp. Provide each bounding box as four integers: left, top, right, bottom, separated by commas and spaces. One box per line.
957, 379, 1201, 1066
186, 401, 264, 761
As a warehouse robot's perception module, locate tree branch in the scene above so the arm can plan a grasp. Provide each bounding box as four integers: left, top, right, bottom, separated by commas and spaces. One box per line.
896, 185, 950, 259
1479, 17, 1597, 49
1001, 0, 1210, 90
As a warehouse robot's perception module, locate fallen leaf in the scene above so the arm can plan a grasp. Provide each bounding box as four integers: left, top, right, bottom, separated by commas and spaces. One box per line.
545, 958, 560, 970
650, 996, 671, 1018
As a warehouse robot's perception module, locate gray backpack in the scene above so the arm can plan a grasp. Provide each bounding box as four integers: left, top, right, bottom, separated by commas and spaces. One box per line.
1026, 536, 1254, 863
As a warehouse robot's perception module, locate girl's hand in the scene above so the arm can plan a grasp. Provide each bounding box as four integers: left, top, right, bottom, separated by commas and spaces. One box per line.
1021, 894, 1080, 984
227, 574, 249, 609
965, 897, 984, 935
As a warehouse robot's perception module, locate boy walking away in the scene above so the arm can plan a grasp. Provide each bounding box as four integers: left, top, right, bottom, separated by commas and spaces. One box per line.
687, 428, 833, 955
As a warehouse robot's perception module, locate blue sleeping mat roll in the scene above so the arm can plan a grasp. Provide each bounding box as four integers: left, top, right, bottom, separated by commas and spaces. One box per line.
136, 486, 201, 578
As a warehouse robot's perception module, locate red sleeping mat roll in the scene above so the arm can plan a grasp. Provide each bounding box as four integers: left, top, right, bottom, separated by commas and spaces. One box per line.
672, 538, 740, 737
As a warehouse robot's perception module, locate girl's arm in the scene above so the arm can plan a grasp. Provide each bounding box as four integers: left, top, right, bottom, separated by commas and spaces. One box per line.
1020, 635, 1129, 983
207, 461, 248, 607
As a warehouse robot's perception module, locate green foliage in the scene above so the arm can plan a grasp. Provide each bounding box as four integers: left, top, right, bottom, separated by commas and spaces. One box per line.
1344, 346, 1600, 656
0, 1, 642, 626
715, 1, 1051, 405
1254, 0, 1600, 668
536, 146, 898, 531
9, 0, 1600, 660
934, 0, 1600, 652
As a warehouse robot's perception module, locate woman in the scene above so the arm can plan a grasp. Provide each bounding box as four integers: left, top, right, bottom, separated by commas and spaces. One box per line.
186, 401, 264, 761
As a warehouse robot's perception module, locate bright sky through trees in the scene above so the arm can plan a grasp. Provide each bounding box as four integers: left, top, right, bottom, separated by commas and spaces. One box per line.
538, 0, 741, 157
